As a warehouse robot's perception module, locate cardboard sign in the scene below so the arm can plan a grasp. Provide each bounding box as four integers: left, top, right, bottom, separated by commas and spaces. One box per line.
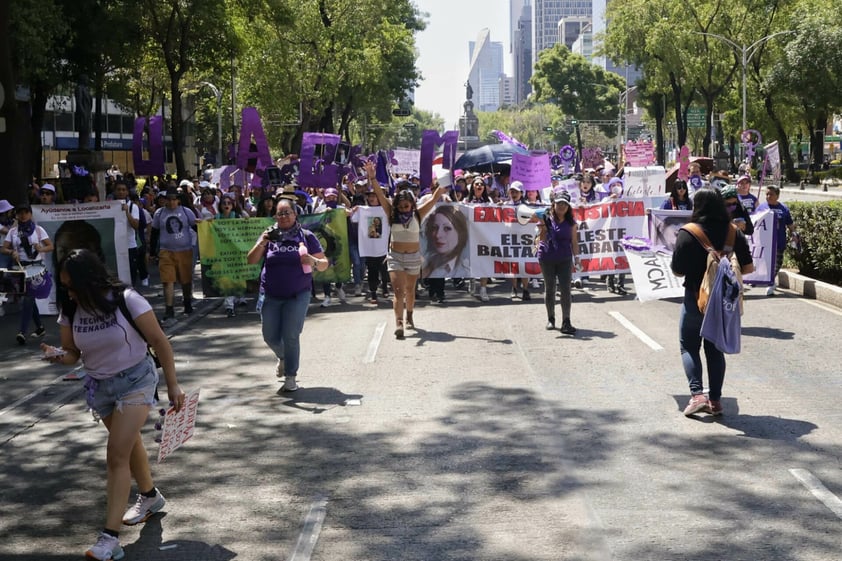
157, 388, 200, 463
511, 152, 551, 191
624, 141, 655, 167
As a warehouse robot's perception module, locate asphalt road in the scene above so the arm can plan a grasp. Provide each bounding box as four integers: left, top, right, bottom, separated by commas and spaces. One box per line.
2, 274, 842, 561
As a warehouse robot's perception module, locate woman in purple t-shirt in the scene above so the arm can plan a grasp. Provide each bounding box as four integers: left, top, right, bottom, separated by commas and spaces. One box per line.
536, 190, 580, 334
247, 198, 328, 391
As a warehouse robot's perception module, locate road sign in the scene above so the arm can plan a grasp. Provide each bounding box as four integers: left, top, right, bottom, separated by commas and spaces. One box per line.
402, 123, 417, 129
686, 107, 706, 128
392, 108, 411, 117
543, 126, 553, 132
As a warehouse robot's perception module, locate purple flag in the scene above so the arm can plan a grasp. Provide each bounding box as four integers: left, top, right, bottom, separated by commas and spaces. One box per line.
420, 130, 459, 188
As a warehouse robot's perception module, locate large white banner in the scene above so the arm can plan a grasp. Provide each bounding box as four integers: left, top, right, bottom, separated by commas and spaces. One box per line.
420, 200, 651, 278
629, 208, 778, 302
32, 201, 130, 314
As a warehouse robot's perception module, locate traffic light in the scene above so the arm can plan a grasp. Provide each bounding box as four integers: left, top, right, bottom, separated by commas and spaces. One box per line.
571, 119, 578, 127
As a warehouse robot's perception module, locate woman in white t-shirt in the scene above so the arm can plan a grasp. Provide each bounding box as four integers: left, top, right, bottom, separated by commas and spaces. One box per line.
41, 248, 186, 561
1, 204, 54, 343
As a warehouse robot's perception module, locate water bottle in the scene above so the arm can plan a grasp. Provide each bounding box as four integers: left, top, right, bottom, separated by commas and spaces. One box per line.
256, 292, 265, 313
299, 243, 312, 274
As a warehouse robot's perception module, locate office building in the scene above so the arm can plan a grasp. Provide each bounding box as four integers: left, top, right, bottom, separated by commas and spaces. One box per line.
532, 0, 592, 65
511, 0, 533, 104
468, 29, 505, 112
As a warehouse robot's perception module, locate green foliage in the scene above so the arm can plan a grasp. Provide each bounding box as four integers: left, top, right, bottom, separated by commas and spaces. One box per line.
784, 201, 842, 284
476, 104, 569, 150
9, 0, 70, 85
530, 44, 625, 136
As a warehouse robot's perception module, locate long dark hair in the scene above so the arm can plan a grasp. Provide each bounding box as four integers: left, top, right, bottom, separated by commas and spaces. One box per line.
390, 190, 420, 225
689, 188, 732, 248
58, 248, 126, 319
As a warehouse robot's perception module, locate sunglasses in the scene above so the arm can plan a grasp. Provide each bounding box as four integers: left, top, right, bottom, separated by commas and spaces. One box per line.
676, 185, 687, 190
276, 211, 295, 217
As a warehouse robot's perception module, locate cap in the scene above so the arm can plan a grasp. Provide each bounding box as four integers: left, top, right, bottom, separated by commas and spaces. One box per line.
0, 199, 13, 214
720, 185, 738, 200
179, 179, 192, 188
737, 174, 751, 183
15, 202, 32, 213
354, 179, 368, 187
165, 186, 179, 198
552, 190, 571, 204
199, 180, 212, 189
41, 183, 56, 193
509, 181, 523, 192
323, 187, 339, 198
710, 170, 730, 180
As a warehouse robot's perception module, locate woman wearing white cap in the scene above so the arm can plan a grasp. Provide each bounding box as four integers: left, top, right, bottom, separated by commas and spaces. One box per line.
536, 190, 579, 334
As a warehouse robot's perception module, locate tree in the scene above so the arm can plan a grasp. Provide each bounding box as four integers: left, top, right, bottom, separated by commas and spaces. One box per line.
766, 2, 842, 174
234, 0, 422, 155
530, 44, 626, 138
8, 0, 71, 183
139, 0, 237, 178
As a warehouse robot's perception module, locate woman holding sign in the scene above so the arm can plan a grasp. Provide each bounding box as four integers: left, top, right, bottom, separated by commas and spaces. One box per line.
40, 248, 186, 561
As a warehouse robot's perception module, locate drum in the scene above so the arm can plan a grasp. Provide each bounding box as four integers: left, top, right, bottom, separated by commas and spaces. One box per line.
23, 264, 53, 299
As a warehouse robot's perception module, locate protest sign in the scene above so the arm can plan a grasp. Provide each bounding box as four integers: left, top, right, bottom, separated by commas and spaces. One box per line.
158, 388, 201, 463
511, 152, 551, 191
622, 166, 666, 197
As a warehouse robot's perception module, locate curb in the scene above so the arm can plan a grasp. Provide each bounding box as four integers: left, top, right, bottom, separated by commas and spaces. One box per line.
777, 270, 842, 309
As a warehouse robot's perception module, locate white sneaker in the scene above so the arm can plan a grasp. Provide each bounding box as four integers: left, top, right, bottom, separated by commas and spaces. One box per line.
282, 377, 299, 392
573, 279, 583, 289
530, 278, 540, 289
122, 489, 166, 525
765, 285, 775, 296
140, 278, 149, 287
320, 296, 332, 308
353, 284, 362, 296
480, 287, 489, 302
337, 286, 347, 303
85, 532, 125, 560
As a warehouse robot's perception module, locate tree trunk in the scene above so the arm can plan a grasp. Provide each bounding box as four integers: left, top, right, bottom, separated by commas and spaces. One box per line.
30, 86, 49, 181
763, 95, 797, 181
0, 0, 28, 203
170, 81, 186, 178
654, 93, 665, 166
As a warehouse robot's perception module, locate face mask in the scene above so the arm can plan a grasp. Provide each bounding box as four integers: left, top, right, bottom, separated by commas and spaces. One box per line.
398, 211, 413, 225
325, 200, 338, 209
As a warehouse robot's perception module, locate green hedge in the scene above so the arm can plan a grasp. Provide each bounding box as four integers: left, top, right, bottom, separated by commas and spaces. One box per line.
796, 167, 842, 182
783, 200, 842, 285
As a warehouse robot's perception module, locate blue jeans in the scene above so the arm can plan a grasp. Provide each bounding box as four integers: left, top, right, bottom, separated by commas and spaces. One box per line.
19, 294, 43, 334
260, 290, 311, 377
679, 291, 725, 400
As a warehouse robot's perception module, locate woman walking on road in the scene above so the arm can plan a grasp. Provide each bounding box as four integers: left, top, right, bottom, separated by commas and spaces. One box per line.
247, 198, 329, 390
41, 248, 186, 560
671, 189, 754, 417
536, 190, 579, 334
367, 160, 445, 338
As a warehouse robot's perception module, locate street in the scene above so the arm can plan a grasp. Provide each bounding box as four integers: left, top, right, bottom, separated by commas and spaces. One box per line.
2, 275, 842, 561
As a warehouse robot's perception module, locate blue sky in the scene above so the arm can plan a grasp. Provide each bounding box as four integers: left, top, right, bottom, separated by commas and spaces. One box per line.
413, 0, 511, 129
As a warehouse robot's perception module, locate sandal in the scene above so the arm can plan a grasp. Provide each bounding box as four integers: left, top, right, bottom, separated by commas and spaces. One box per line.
405, 311, 415, 330
394, 319, 405, 339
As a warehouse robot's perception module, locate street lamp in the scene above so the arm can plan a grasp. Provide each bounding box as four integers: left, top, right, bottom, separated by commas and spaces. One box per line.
186, 81, 223, 167
618, 85, 637, 163
692, 30, 794, 134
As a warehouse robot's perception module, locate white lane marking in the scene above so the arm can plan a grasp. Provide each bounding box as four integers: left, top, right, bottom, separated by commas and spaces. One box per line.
363, 321, 386, 364
608, 311, 663, 351
287, 494, 329, 561
789, 468, 842, 519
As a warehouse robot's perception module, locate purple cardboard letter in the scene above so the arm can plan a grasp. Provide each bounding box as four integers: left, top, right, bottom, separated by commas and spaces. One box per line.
236, 107, 273, 174
420, 130, 458, 188
299, 133, 341, 189
133, 116, 164, 176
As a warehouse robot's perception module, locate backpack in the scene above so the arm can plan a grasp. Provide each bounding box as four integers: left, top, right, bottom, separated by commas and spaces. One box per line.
680, 223, 744, 315
66, 288, 161, 368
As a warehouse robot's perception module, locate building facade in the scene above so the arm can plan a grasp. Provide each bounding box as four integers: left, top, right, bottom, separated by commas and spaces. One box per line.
468, 29, 505, 113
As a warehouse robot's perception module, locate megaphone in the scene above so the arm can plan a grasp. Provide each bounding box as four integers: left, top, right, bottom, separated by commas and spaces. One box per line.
516, 204, 548, 226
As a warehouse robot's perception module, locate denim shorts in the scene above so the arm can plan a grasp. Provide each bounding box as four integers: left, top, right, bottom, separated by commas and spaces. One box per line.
386, 250, 423, 274
84, 355, 159, 419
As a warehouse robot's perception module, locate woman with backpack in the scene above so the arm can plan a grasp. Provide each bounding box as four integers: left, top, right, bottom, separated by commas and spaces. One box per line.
40, 248, 186, 560
671, 189, 754, 417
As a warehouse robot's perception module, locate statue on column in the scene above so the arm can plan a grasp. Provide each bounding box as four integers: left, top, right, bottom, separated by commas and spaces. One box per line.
465, 80, 473, 100
74, 75, 93, 150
